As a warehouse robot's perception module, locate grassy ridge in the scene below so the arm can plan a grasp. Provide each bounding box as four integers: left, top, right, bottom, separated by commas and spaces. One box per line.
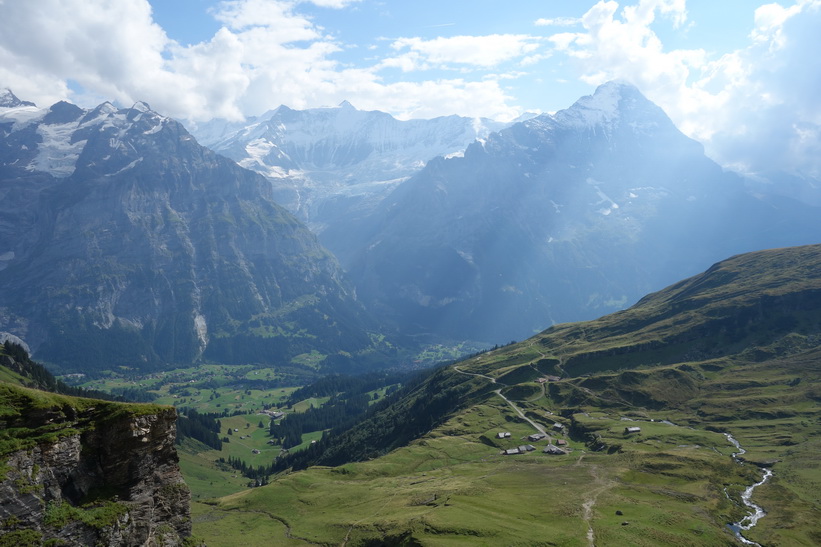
522, 244, 821, 377
0, 381, 166, 458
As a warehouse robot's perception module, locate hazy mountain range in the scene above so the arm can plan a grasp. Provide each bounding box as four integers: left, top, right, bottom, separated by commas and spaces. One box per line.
2, 83, 821, 371
323, 82, 821, 343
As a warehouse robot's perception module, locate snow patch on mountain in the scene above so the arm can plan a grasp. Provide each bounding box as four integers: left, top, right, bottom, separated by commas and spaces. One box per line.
4, 100, 169, 178
189, 103, 516, 226
554, 81, 622, 129
107, 157, 143, 176
29, 122, 89, 178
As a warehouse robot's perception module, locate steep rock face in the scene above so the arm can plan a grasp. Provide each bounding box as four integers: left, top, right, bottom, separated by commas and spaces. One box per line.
0, 97, 381, 372
0, 386, 190, 546
336, 82, 821, 344
191, 102, 518, 231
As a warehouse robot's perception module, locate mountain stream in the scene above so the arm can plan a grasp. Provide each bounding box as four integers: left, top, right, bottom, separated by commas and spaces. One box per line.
725, 434, 773, 546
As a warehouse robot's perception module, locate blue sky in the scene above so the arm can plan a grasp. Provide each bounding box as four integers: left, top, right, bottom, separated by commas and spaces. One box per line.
1, 0, 820, 178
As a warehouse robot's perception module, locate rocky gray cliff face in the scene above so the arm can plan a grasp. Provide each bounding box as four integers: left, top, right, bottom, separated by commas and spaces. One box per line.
0, 96, 383, 372
0, 396, 190, 546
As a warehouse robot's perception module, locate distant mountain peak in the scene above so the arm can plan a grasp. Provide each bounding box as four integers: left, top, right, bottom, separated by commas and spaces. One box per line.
0, 88, 36, 108
338, 100, 355, 109
551, 80, 669, 132
553, 81, 627, 128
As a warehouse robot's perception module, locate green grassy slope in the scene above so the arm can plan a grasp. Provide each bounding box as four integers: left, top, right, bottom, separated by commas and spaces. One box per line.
192, 244, 821, 545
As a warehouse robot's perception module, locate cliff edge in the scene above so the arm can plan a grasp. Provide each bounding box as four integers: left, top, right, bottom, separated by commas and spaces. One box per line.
0, 382, 192, 546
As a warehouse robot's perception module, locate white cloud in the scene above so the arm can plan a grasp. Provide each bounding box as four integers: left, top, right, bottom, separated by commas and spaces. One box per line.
386, 35, 542, 69
0, 0, 524, 122
211, 0, 317, 39
622, 0, 687, 29
705, 0, 821, 177
0, 0, 174, 109
301, 0, 361, 7
534, 17, 580, 27
550, 0, 699, 96
338, 76, 520, 121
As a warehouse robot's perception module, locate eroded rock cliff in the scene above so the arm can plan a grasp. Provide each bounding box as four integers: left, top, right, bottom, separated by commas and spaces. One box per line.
0, 383, 191, 546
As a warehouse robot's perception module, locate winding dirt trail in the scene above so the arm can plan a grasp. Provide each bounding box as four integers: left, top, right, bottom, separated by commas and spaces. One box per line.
453, 366, 547, 435
494, 388, 548, 435
580, 464, 615, 547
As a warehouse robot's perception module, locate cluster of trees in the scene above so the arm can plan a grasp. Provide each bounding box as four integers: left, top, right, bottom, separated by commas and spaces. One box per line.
268, 370, 409, 449
215, 369, 413, 482
106, 386, 158, 402
285, 371, 405, 405
271, 364, 492, 473
176, 408, 223, 450
270, 393, 372, 449
217, 455, 271, 486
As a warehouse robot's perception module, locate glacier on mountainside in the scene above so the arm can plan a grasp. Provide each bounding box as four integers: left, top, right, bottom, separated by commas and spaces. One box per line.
189, 102, 526, 229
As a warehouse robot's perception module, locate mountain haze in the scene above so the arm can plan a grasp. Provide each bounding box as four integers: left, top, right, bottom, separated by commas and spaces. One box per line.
333, 82, 821, 344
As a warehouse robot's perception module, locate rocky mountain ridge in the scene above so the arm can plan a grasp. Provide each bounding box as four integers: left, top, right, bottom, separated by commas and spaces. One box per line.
0, 93, 386, 373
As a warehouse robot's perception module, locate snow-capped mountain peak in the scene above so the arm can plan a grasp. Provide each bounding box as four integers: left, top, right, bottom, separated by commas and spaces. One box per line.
544, 80, 678, 142
130, 101, 152, 113
0, 97, 171, 179
0, 88, 36, 109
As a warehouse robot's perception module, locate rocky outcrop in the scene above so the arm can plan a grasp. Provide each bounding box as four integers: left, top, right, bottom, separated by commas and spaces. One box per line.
0, 386, 191, 546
